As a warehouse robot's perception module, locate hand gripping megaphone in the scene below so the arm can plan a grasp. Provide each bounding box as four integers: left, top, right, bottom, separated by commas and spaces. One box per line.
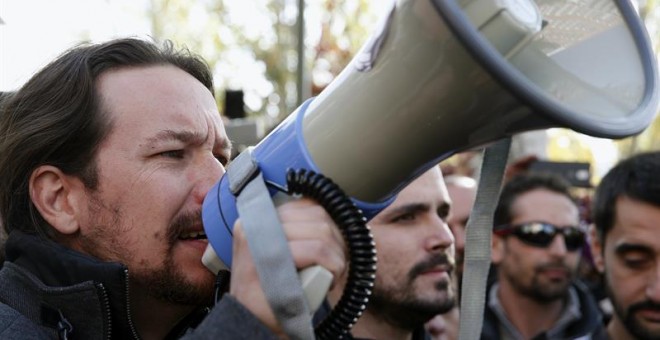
202, 0, 658, 337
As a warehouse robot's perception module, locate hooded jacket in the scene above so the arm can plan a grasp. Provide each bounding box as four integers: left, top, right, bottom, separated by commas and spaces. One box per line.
0, 231, 276, 339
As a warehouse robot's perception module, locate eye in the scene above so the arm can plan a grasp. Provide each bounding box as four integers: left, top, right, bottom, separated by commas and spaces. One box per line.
159, 150, 185, 159
215, 154, 230, 166
437, 205, 450, 221
621, 252, 653, 270
392, 212, 416, 223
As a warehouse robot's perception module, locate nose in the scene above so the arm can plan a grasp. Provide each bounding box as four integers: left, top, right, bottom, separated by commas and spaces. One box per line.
426, 215, 455, 253
646, 263, 660, 303
547, 234, 568, 257
449, 222, 466, 254
192, 154, 226, 204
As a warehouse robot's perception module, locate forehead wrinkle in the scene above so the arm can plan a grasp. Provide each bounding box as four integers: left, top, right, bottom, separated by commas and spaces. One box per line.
146, 129, 206, 147
207, 118, 232, 157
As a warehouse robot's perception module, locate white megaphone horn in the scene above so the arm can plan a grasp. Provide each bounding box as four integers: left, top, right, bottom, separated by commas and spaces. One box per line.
202, 0, 658, 338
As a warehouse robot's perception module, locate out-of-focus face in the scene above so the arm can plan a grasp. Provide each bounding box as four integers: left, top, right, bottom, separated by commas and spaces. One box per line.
592, 196, 660, 340
72, 65, 231, 305
445, 179, 476, 282
425, 307, 459, 340
367, 167, 456, 329
492, 189, 581, 303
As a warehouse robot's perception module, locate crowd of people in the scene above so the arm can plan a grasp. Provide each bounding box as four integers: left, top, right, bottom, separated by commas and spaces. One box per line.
0, 37, 659, 340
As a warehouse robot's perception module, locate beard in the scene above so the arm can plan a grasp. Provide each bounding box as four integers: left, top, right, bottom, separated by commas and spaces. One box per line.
608, 285, 660, 340
503, 260, 574, 304
133, 210, 214, 306
132, 242, 214, 306
79, 196, 213, 306
368, 253, 456, 331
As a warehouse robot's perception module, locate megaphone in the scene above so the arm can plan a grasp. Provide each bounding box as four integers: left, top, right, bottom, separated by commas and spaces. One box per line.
202, 0, 657, 335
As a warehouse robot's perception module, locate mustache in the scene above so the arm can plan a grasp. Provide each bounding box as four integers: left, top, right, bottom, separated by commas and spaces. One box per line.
535, 261, 571, 273
408, 253, 455, 281
167, 210, 203, 243
629, 300, 660, 315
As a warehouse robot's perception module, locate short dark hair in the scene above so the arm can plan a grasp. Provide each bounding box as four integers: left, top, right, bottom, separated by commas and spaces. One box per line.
592, 151, 660, 242
494, 172, 576, 227
0, 38, 215, 238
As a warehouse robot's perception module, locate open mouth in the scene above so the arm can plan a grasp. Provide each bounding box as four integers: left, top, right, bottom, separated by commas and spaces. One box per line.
178, 230, 208, 241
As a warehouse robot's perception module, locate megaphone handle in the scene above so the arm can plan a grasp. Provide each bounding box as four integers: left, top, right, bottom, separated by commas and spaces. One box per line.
228, 148, 317, 339
299, 266, 334, 314
286, 169, 377, 340
223, 146, 377, 339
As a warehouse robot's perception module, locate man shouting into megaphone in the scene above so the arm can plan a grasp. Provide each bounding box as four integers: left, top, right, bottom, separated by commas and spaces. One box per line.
0, 37, 346, 339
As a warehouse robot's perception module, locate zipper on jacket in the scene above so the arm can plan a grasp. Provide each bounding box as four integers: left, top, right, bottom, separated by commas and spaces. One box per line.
124, 268, 141, 340
96, 283, 113, 340
56, 309, 73, 340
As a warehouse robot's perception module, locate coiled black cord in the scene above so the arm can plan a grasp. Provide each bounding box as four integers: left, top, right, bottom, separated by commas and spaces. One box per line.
286, 169, 377, 340
214, 269, 231, 304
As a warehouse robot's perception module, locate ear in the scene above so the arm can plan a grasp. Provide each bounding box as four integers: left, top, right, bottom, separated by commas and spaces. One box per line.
491, 234, 505, 264
589, 224, 605, 273
29, 165, 85, 235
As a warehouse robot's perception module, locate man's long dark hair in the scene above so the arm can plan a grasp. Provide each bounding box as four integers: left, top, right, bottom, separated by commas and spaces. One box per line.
0, 38, 215, 238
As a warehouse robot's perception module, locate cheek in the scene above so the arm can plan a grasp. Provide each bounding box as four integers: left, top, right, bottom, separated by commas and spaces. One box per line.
605, 257, 651, 306
374, 241, 414, 284
121, 176, 190, 215
566, 253, 582, 269
503, 247, 532, 268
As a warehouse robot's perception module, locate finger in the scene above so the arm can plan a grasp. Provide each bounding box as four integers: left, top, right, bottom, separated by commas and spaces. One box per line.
280, 221, 345, 247
277, 198, 329, 220
288, 238, 347, 283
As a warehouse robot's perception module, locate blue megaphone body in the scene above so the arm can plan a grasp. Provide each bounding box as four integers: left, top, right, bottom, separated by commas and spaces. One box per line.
202, 98, 400, 269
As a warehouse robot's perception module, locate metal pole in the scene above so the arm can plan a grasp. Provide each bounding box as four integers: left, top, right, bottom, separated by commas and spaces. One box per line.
296, 0, 307, 106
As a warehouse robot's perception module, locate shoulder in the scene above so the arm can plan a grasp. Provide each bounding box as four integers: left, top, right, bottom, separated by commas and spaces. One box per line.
0, 303, 52, 339
180, 295, 277, 339
567, 282, 607, 338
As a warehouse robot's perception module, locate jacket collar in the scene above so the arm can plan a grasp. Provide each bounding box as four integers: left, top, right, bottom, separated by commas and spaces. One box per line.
4, 230, 139, 339
482, 280, 604, 340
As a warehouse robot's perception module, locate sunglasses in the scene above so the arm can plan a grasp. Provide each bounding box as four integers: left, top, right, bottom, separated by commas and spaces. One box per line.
494, 222, 586, 251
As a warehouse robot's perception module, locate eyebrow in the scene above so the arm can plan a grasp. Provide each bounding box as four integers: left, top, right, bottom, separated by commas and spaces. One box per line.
146, 129, 232, 154
383, 201, 450, 219
147, 130, 205, 145
387, 203, 430, 218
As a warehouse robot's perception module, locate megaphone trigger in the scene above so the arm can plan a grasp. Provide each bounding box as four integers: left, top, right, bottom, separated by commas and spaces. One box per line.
201, 244, 226, 275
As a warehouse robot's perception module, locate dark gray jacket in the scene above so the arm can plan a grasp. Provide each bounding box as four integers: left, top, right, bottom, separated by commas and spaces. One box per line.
481, 280, 607, 340
0, 231, 276, 339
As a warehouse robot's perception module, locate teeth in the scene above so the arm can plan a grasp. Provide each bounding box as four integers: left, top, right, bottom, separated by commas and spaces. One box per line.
180, 230, 207, 240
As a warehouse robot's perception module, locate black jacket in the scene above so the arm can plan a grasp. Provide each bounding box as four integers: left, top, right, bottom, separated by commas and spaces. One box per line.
481, 280, 607, 340
0, 231, 276, 339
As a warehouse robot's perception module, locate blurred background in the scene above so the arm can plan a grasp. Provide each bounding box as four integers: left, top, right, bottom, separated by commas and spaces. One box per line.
1, 0, 659, 184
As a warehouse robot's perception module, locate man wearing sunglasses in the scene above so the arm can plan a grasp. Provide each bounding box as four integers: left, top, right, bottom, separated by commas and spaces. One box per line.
481, 173, 606, 339
590, 151, 660, 340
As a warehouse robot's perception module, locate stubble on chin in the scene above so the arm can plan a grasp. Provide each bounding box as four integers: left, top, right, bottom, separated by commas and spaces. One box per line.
134, 210, 215, 306
367, 254, 456, 330
79, 196, 214, 306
